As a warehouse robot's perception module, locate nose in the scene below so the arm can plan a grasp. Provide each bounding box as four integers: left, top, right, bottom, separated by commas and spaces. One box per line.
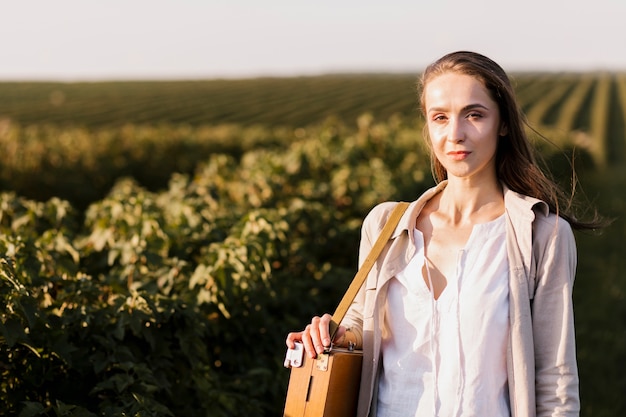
447, 117, 465, 143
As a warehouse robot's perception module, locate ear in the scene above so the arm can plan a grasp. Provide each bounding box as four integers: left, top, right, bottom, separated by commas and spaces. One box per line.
499, 123, 508, 137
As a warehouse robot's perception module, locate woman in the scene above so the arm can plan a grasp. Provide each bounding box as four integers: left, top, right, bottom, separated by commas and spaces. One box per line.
286, 51, 600, 416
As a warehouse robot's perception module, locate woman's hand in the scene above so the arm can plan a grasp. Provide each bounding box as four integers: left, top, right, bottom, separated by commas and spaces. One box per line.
286, 313, 347, 358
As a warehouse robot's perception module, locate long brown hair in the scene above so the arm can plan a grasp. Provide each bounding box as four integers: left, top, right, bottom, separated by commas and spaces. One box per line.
417, 51, 603, 230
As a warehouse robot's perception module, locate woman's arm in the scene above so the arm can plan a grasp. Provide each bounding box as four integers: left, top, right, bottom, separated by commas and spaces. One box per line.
285, 202, 391, 356
340, 202, 398, 349
532, 216, 580, 416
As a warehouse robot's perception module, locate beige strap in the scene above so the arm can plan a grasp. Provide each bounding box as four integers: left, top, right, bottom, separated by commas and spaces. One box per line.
329, 202, 410, 340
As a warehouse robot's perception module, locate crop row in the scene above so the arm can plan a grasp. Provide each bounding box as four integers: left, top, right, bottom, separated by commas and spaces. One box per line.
0, 76, 419, 128
518, 73, 625, 166
0, 112, 594, 213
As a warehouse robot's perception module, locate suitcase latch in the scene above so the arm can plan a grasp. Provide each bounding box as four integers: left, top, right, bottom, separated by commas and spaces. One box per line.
315, 353, 329, 372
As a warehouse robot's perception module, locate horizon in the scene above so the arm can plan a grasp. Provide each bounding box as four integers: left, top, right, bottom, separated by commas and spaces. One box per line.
1, 67, 624, 84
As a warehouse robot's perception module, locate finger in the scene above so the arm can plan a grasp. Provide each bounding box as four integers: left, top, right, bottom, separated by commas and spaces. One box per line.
301, 324, 317, 358
310, 316, 326, 355
285, 331, 303, 349
318, 313, 333, 348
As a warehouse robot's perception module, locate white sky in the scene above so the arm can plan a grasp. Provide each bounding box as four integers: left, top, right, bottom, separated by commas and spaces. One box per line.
1, 0, 625, 81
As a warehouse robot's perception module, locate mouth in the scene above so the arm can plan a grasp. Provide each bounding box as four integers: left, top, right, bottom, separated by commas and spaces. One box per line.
447, 151, 471, 160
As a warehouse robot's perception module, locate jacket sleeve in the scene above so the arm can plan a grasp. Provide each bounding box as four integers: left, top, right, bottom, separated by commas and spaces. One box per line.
340, 202, 395, 348
532, 215, 580, 416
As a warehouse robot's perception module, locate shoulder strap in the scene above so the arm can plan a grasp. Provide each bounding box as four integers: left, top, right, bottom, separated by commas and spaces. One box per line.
329, 202, 410, 340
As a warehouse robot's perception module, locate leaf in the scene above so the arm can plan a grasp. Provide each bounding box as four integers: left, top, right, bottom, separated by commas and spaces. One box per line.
18, 298, 40, 329
111, 373, 134, 393
0, 317, 26, 347
18, 401, 45, 417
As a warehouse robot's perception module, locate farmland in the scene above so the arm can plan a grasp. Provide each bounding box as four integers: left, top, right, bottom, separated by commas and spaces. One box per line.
1, 71, 624, 165
0, 73, 625, 416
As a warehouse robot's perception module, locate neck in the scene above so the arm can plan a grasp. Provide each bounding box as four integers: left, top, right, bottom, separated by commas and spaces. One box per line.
437, 176, 504, 226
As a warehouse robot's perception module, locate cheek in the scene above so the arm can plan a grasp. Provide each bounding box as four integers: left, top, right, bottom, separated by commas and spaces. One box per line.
426, 123, 442, 143
428, 128, 446, 151
484, 127, 501, 149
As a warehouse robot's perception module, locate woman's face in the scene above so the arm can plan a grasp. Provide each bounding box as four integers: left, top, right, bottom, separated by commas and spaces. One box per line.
424, 71, 505, 182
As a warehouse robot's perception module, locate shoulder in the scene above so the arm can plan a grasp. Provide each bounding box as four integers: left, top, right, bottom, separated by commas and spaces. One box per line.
361, 199, 418, 246
503, 185, 575, 247
362, 182, 446, 238
362, 201, 401, 235
533, 212, 576, 250
503, 185, 548, 219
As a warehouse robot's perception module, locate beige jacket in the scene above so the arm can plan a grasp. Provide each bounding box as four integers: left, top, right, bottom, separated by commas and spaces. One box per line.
342, 181, 580, 417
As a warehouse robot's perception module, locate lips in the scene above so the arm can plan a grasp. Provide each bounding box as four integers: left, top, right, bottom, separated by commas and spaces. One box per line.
447, 151, 471, 160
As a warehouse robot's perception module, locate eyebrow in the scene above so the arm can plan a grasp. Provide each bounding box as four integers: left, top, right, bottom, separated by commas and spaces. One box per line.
427, 103, 491, 113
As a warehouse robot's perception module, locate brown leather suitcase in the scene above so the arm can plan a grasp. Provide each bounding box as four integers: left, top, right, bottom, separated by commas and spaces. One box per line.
283, 343, 362, 417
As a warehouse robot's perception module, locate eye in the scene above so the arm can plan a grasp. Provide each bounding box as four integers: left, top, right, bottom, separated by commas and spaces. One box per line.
432, 114, 447, 122
466, 112, 483, 120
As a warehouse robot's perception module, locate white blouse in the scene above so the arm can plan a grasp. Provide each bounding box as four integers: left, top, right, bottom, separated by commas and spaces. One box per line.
377, 215, 510, 417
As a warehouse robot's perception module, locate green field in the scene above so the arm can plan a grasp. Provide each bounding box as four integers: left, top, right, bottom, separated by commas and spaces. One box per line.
2, 71, 625, 164
0, 74, 624, 416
